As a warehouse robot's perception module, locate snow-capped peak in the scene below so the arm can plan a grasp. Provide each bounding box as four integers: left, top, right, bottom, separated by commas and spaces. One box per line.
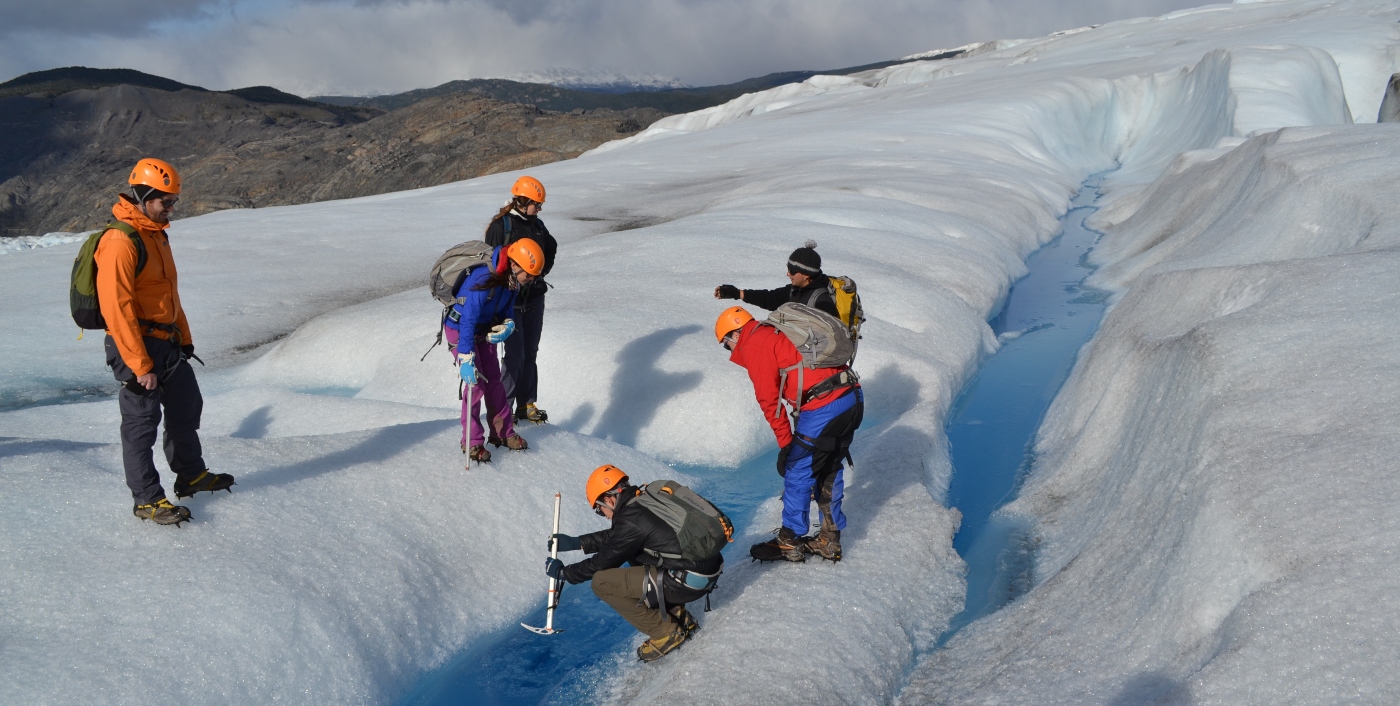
502, 67, 691, 93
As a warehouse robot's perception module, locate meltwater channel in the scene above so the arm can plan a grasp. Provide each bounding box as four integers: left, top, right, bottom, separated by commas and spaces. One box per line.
939, 173, 1111, 642
402, 174, 1111, 704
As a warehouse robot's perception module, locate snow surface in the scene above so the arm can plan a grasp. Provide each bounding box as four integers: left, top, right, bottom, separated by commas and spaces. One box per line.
2, 0, 1400, 703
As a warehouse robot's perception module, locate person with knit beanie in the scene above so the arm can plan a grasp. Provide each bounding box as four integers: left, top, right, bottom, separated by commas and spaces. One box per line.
713, 240, 838, 318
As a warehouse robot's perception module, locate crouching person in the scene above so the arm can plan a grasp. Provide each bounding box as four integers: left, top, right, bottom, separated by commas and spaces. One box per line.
545, 465, 730, 662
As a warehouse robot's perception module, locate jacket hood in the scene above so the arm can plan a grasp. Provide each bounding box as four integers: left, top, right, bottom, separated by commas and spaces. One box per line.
112, 194, 167, 232
728, 319, 763, 364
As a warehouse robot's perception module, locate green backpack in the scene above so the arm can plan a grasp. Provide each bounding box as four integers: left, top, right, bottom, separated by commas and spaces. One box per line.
70, 222, 146, 333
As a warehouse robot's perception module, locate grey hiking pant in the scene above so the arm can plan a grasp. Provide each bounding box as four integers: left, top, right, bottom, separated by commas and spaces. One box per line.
105, 335, 206, 505
502, 296, 544, 410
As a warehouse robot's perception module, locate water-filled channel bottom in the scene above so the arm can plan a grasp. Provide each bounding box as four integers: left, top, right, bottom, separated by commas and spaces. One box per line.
938, 173, 1111, 643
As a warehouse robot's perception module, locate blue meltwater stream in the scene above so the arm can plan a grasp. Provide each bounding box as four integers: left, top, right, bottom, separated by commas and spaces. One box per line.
938, 173, 1111, 642
402, 173, 1111, 703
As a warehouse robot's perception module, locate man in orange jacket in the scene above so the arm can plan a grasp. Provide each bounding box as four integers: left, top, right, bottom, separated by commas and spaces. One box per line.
98, 159, 233, 526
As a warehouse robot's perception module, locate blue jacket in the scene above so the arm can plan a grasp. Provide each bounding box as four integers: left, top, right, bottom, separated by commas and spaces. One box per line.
447, 247, 516, 347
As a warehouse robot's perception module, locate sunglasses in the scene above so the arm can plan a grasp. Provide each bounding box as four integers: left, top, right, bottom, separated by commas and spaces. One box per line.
158, 197, 179, 208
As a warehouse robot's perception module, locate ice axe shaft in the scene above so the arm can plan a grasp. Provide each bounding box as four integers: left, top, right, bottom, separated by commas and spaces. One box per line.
522, 492, 564, 635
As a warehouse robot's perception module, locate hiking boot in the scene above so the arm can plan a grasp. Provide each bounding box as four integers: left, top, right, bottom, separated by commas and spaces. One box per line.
804, 529, 842, 562
668, 605, 700, 637
492, 433, 528, 451
133, 498, 191, 526
749, 527, 808, 563
468, 445, 492, 465
173, 470, 235, 499
637, 624, 689, 663
514, 403, 548, 425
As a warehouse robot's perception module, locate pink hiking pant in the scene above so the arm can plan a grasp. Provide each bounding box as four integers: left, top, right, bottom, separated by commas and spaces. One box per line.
447, 326, 514, 448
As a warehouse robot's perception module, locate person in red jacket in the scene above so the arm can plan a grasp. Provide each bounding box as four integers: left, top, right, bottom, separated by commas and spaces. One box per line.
715, 306, 863, 562
96, 159, 233, 526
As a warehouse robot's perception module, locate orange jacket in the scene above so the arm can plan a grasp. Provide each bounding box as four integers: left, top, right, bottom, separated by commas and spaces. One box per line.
95, 195, 192, 377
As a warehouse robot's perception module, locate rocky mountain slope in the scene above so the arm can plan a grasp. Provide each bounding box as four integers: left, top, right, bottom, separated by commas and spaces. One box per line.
0, 69, 662, 237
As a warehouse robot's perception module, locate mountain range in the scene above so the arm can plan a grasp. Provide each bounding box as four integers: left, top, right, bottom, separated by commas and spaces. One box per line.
0, 53, 944, 237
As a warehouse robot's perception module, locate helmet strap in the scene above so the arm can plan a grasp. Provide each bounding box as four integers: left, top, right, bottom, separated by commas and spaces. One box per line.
132, 188, 151, 217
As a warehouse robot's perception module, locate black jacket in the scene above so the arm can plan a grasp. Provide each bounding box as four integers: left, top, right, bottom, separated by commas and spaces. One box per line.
485, 212, 557, 304
561, 487, 724, 586
741, 273, 838, 319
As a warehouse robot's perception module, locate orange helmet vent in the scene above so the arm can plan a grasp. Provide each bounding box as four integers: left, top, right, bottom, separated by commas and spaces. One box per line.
129, 158, 182, 194
505, 237, 545, 276
511, 176, 546, 204
714, 306, 754, 343
586, 464, 629, 507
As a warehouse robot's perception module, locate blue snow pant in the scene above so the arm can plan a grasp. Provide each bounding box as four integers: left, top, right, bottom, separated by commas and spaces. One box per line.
502, 295, 544, 412
782, 387, 863, 535
105, 335, 206, 505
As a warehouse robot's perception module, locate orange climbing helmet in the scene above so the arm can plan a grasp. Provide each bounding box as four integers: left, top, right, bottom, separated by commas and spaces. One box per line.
586, 464, 629, 508
511, 175, 545, 204
128, 158, 181, 195
505, 237, 545, 276
714, 305, 754, 343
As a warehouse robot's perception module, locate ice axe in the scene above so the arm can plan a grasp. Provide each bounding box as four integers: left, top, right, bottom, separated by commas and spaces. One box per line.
522, 492, 565, 635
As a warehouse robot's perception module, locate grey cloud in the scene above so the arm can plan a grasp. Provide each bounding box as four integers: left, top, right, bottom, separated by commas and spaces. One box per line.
0, 0, 219, 37
0, 0, 1209, 95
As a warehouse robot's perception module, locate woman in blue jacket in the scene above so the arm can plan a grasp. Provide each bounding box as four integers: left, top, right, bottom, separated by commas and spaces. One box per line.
445, 238, 545, 464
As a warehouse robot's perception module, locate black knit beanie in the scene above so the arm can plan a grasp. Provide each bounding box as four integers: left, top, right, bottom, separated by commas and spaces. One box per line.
787, 240, 821, 275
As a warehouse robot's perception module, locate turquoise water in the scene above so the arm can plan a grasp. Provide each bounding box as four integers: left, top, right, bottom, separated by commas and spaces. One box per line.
939, 174, 1111, 642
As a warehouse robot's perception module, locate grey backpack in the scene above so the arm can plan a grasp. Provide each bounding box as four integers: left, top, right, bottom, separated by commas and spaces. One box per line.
764, 302, 859, 430
766, 302, 855, 369
420, 240, 495, 360
428, 240, 495, 306
633, 480, 734, 563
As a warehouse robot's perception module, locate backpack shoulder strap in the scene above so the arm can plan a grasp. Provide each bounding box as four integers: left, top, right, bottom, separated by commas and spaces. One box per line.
106, 221, 147, 276
503, 213, 513, 240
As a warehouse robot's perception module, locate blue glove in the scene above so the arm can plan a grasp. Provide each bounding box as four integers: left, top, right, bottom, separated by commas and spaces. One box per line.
545, 557, 565, 581
487, 319, 515, 344
457, 353, 478, 384
548, 534, 582, 553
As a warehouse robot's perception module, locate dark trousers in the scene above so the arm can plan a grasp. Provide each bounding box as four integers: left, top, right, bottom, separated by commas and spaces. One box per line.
502, 296, 545, 411
105, 336, 206, 504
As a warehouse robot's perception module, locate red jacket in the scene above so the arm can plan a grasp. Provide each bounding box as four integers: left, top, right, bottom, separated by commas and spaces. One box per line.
728, 319, 846, 448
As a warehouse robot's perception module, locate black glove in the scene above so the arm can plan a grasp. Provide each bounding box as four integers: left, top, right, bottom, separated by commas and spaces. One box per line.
180, 344, 205, 366
548, 534, 581, 553
715, 284, 740, 300
545, 557, 565, 581
776, 442, 794, 477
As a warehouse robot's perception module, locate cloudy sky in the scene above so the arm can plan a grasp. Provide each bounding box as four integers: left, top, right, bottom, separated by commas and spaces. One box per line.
1, 0, 1211, 97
